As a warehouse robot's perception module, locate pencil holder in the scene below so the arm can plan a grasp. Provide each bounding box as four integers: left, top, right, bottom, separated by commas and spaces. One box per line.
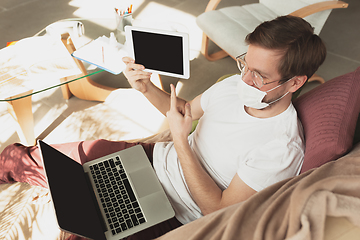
115, 13, 133, 44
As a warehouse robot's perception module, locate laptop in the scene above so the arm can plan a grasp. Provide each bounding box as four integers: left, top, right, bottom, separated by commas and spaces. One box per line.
38, 140, 175, 240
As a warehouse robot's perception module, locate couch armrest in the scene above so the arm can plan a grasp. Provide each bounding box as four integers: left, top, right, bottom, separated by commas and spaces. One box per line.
290, 1, 348, 18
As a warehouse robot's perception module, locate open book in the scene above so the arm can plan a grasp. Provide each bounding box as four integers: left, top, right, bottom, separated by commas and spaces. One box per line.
72, 35, 128, 75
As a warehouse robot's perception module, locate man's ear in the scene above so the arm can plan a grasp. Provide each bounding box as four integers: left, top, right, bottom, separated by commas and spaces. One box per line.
289, 75, 307, 93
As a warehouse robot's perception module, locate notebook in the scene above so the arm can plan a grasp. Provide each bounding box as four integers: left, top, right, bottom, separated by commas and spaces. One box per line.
125, 26, 190, 79
38, 140, 175, 240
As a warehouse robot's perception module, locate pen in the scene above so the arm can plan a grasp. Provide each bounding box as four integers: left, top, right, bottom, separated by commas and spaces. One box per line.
102, 46, 104, 63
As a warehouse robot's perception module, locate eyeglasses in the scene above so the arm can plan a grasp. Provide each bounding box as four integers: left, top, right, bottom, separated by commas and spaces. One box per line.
236, 53, 281, 88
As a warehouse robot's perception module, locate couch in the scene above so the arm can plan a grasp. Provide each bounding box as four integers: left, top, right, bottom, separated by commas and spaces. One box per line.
157, 143, 360, 240
156, 67, 360, 240
0, 67, 359, 240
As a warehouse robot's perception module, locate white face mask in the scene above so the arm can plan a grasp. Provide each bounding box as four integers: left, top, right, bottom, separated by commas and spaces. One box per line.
237, 74, 291, 110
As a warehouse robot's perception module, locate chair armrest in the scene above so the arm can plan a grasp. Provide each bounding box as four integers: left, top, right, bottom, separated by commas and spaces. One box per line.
290, 1, 348, 18
204, 0, 223, 12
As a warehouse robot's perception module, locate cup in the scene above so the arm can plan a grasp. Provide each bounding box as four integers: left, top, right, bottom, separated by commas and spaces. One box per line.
115, 13, 133, 44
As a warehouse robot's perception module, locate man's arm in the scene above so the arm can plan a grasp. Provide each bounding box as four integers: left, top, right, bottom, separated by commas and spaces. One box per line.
166, 84, 257, 215
122, 57, 204, 119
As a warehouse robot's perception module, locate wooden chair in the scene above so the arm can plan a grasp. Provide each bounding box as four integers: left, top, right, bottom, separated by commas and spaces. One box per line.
196, 0, 349, 84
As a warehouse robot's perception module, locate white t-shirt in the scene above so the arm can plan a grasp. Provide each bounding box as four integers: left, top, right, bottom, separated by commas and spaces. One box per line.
153, 74, 305, 224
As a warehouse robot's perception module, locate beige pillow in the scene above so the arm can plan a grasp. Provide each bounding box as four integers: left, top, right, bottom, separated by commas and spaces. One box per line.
0, 182, 70, 240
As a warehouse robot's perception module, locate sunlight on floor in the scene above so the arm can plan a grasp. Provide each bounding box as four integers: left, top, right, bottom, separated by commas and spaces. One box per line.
0, 0, 204, 151
69, 0, 202, 58
65, 0, 202, 134
69, 0, 142, 30
69, 0, 144, 20
134, 2, 202, 59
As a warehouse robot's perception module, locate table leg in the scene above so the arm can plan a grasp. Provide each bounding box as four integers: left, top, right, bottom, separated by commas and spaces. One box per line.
150, 73, 164, 90
61, 33, 116, 102
60, 75, 75, 100
6, 90, 35, 146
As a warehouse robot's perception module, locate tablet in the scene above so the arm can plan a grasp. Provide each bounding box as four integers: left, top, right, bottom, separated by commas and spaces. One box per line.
125, 26, 190, 79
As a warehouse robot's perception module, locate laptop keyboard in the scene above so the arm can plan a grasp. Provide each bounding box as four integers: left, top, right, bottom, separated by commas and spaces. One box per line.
89, 156, 147, 235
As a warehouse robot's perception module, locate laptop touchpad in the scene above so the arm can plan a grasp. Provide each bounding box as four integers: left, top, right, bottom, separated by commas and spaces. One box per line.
129, 168, 162, 198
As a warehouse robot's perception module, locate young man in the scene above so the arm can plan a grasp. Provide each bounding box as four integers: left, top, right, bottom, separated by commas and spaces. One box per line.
0, 15, 326, 239
122, 15, 326, 222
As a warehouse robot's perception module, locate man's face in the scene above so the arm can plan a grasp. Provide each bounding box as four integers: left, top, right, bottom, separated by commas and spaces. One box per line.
242, 45, 289, 105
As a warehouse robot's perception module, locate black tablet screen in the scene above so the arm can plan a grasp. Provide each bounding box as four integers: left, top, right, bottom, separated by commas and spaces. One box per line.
131, 30, 184, 75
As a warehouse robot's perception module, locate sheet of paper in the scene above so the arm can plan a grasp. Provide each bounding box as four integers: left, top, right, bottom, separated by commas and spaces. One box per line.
72, 36, 128, 75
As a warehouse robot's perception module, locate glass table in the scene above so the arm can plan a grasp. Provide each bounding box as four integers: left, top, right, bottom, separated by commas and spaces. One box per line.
0, 18, 157, 145
0, 18, 122, 102
0, 17, 173, 145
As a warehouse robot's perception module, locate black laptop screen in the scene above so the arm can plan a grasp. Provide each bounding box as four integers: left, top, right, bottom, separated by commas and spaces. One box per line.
39, 140, 106, 240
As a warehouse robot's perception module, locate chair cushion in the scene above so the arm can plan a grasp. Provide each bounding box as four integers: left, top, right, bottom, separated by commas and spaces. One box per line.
196, 4, 278, 57
260, 0, 333, 34
196, 0, 334, 58
293, 67, 360, 173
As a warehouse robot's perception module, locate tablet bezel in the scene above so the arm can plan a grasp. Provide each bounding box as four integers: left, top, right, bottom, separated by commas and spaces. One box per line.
125, 25, 190, 79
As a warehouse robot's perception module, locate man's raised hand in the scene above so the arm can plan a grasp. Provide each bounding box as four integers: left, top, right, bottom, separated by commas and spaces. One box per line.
122, 57, 152, 93
166, 84, 193, 141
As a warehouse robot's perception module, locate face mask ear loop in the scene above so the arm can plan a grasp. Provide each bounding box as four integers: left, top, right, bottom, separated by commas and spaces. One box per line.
266, 91, 290, 106
265, 76, 296, 93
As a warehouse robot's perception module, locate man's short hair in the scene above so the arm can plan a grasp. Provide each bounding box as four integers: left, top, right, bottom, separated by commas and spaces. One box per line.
245, 15, 326, 82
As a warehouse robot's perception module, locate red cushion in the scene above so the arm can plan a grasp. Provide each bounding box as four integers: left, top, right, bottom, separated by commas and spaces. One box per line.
293, 67, 360, 173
